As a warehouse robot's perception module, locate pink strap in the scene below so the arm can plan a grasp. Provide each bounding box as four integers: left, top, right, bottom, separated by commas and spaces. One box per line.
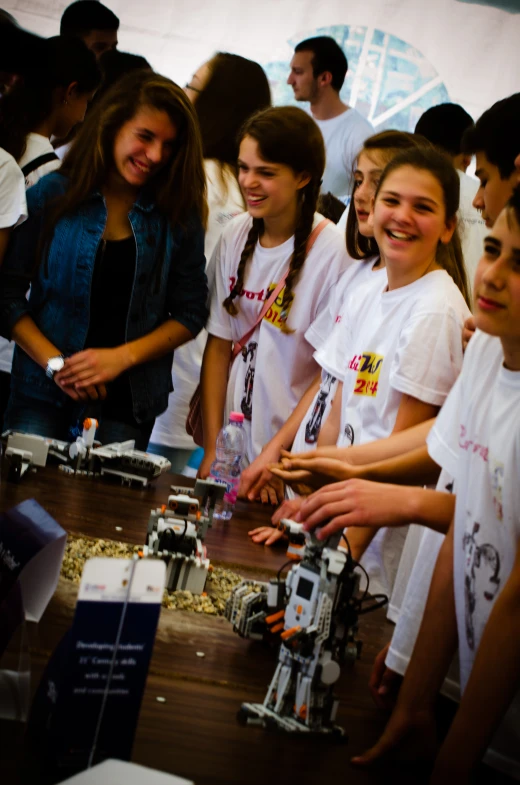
231, 218, 331, 359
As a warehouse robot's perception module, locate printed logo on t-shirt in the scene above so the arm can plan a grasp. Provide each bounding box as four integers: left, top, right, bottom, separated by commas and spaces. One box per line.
263, 282, 293, 331
227, 276, 293, 330
240, 341, 257, 420
305, 373, 336, 444
349, 352, 384, 397
343, 423, 355, 445
462, 522, 501, 651
228, 276, 266, 302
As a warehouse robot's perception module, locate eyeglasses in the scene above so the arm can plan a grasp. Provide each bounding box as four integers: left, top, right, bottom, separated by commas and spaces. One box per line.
185, 83, 202, 93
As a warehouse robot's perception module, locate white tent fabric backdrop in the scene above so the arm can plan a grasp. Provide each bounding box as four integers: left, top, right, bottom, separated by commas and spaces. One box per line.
4, 0, 520, 125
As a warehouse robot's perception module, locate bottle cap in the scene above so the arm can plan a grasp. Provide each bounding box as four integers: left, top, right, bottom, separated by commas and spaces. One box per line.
229, 412, 244, 423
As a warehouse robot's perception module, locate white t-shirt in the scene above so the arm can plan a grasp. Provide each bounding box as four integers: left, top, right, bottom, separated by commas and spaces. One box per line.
429, 330, 520, 779
385, 470, 461, 700
318, 270, 470, 447
311, 108, 374, 200
0, 148, 27, 375
150, 160, 244, 450
18, 133, 60, 189
207, 212, 351, 464
457, 170, 487, 294
315, 269, 470, 598
292, 259, 385, 453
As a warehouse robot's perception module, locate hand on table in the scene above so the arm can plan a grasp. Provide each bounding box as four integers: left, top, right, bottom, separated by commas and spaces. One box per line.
351, 705, 437, 767
257, 476, 285, 505
248, 525, 287, 546
248, 497, 303, 547
238, 442, 284, 502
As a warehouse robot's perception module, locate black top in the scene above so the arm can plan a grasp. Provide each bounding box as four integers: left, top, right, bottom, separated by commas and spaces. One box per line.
86, 236, 136, 423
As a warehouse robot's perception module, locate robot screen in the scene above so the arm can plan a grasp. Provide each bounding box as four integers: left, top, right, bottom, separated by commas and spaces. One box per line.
296, 576, 314, 601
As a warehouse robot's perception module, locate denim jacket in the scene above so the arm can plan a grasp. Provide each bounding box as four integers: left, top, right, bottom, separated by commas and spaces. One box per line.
0, 172, 208, 422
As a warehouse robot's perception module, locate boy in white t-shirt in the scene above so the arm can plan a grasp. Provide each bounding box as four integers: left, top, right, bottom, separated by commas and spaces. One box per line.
352, 192, 520, 782
287, 36, 373, 200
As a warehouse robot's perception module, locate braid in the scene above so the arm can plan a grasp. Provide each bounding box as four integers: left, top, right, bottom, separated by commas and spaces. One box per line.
223, 218, 262, 315
279, 184, 317, 334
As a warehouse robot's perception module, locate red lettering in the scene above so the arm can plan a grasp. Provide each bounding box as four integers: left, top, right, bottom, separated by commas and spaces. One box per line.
459, 425, 488, 462
354, 378, 366, 394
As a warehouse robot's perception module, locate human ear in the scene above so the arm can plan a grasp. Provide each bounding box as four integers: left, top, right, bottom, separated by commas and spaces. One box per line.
319, 71, 333, 88
296, 172, 312, 190
64, 81, 79, 103
440, 215, 457, 244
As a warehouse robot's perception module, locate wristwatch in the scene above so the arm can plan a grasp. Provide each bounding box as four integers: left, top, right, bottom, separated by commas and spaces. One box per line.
46, 354, 65, 379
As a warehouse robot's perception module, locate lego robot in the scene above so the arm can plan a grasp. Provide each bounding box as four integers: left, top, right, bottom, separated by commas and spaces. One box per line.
142, 479, 225, 594
225, 519, 384, 739
2, 419, 171, 486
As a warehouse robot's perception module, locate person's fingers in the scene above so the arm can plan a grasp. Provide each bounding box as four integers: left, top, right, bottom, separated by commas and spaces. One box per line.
60, 385, 80, 401
369, 644, 390, 694
75, 373, 104, 388
56, 359, 93, 381
265, 529, 284, 545
270, 467, 312, 483
59, 367, 99, 385
351, 731, 402, 767
298, 482, 351, 519
280, 448, 320, 460
266, 484, 279, 505
248, 526, 268, 535
97, 383, 107, 400
260, 487, 269, 505
312, 515, 352, 540
238, 468, 255, 497
80, 384, 98, 401
250, 527, 275, 543
300, 494, 352, 529
247, 471, 272, 501
271, 503, 289, 525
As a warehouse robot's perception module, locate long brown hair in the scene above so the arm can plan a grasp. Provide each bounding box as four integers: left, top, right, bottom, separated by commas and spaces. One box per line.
223, 106, 325, 333
374, 147, 470, 305
195, 53, 271, 168
44, 71, 207, 247
346, 131, 431, 260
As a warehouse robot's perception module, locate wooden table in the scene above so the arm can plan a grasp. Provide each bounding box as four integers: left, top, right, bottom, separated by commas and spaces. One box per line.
0, 466, 499, 785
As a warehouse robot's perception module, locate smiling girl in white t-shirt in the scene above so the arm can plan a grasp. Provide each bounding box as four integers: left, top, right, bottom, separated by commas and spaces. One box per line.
198, 106, 350, 478
281, 147, 471, 597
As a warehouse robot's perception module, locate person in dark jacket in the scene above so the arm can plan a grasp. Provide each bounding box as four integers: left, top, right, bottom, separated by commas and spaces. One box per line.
0, 70, 208, 449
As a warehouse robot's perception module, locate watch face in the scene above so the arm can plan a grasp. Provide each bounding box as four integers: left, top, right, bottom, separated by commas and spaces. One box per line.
48, 356, 65, 373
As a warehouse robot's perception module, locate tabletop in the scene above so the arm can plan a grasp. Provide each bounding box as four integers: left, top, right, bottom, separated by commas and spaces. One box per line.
0, 465, 495, 785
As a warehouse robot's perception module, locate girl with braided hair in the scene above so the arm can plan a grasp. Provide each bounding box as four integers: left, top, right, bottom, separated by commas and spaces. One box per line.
198, 106, 350, 479
245, 130, 434, 510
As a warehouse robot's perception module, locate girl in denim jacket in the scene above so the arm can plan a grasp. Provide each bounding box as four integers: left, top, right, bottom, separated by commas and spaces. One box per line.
0, 71, 208, 448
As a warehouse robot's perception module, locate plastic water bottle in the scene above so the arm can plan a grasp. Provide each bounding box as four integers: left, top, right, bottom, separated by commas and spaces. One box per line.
209, 412, 245, 521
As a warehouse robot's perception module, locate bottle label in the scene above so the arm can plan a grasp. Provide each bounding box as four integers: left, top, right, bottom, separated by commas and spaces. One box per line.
210, 475, 239, 506
223, 475, 239, 505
